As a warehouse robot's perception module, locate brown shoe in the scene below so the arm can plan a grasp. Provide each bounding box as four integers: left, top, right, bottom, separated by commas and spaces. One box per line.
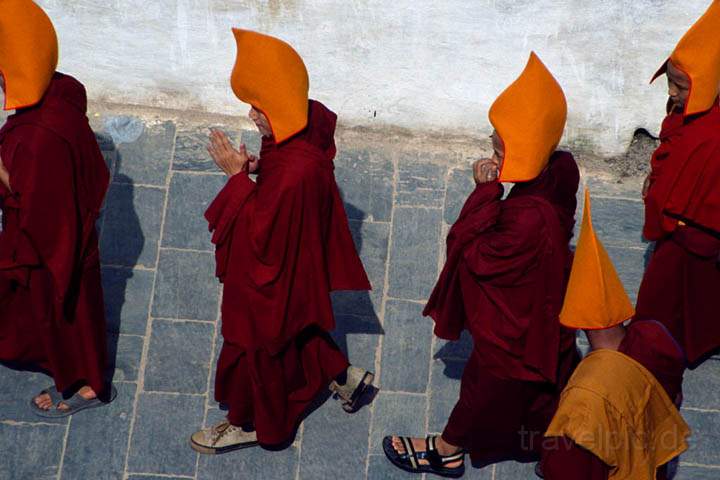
190, 420, 258, 455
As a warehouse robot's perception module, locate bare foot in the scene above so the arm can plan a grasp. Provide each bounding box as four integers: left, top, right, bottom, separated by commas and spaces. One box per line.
390, 436, 463, 468
33, 386, 97, 412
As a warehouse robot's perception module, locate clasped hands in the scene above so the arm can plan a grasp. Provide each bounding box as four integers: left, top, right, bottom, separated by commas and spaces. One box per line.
207, 129, 259, 176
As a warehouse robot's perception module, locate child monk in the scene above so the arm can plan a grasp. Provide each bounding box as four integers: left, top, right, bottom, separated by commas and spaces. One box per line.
541, 192, 690, 480
383, 52, 580, 477
190, 29, 374, 454
0, 0, 113, 416
636, 0, 720, 366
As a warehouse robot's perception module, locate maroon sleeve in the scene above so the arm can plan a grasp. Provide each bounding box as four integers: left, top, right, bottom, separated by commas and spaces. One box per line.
462, 202, 546, 284
0, 128, 79, 300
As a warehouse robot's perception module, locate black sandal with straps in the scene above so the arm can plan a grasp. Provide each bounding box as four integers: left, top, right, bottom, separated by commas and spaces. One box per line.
382, 435, 465, 478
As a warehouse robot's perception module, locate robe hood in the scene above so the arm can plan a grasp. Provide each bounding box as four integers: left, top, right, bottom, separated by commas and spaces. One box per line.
230, 29, 309, 144
559, 190, 635, 330
0, 0, 59, 111
490, 52, 567, 182
651, 0, 720, 116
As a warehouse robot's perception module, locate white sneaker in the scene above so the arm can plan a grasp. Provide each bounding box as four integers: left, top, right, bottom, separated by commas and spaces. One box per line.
190, 420, 259, 454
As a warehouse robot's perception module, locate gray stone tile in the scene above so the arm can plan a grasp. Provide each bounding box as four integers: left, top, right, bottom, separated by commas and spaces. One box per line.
428, 358, 463, 434
379, 300, 433, 393
0, 367, 66, 424
674, 465, 720, 479
162, 173, 226, 251
299, 398, 371, 480
445, 167, 475, 224
61, 383, 136, 480
494, 460, 538, 479
331, 220, 390, 318
108, 334, 144, 382
370, 392, 427, 454
144, 319, 215, 394
396, 156, 446, 208
461, 465, 494, 479
334, 149, 394, 222
680, 409, 720, 466
368, 454, 421, 479
100, 184, 166, 268
584, 176, 643, 200
684, 358, 720, 410
127, 392, 205, 476
586, 196, 646, 248
102, 267, 154, 335
0, 423, 65, 480
128, 475, 190, 480
114, 120, 174, 186
173, 128, 238, 172
605, 246, 645, 302
387, 207, 442, 300
331, 315, 382, 375
197, 444, 298, 480
152, 249, 219, 321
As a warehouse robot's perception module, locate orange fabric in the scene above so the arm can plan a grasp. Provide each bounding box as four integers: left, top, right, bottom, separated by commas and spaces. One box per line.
230, 29, 309, 144
651, 0, 720, 116
545, 350, 690, 480
559, 190, 635, 329
0, 0, 58, 111
490, 52, 567, 182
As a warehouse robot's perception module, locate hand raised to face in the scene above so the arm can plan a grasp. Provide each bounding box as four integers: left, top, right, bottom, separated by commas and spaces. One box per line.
473, 158, 499, 185
207, 129, 249, 177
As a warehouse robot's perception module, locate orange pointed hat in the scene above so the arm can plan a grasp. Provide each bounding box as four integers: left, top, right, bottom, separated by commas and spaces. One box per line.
0, 0, 58, 111
651, 0, 720, 116
559, 190, 635, 330
230, 29, 309, 143
490, 52, 567, 183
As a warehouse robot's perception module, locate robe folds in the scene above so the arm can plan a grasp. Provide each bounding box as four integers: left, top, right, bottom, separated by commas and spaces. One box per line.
541, 320, 686, 480
206, 100, 370, 444
0, 72, 110, 396
638, 100, 720, 365
425, 152, 581, 463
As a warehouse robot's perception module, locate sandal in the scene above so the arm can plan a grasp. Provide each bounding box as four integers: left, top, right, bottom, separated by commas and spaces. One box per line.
382, 435, 465, 478
190, 420, 259, 454
30, 385, 117, 418
329, 366, 375, 413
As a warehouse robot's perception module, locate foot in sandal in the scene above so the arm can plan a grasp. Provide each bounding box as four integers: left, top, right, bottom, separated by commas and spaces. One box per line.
383, 435, 465, 478
329, 365, 375, 413
191, 420, 259, 455
31, 385, 117, 418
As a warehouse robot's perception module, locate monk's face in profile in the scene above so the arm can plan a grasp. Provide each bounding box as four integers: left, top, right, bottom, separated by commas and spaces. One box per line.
0, 74, 4, 93
491, 131, 505, 171
666, 60, 690, 112
248, 107, 272, 137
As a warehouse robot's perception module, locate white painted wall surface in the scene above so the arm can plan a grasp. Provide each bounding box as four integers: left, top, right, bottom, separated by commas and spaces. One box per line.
35, 0, 712, 154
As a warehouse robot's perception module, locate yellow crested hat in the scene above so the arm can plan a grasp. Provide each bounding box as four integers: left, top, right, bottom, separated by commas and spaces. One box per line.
0, 0, 58, 111
490, 52, 567, 182
230, 29, 309, 144
652, 0, 720, 116
559, 190, 635, 330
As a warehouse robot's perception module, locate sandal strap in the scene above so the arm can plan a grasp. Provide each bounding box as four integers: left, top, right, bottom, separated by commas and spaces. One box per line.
426, 435, 465, 468
400, 436, 420, 471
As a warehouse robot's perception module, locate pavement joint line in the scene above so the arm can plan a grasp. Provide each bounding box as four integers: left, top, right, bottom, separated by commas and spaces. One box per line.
393, 205, 443, 212
101, 264, 157, 272
141, 390, 207, 398
376, 390, 430, 398
122, 135, 175, 479
0, 420, 67, 427
170, 169, 225, 177
682, 406, 720, 414
678, 462, 720, 468
159, 246, 213, 255
118, 333, 146, 339
347, 218, 391, 226
56, 413, 72, 480
365, 150, 400, 480
126, 473, 195, 479
592, 194, 643, 203
385, 296, 429, 305
111, 181, 168, 190
152, 317, 216, 325
294, 423, 304, 480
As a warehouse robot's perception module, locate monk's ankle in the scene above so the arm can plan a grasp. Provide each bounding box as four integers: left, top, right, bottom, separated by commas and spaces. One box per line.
436, 436, 461, 456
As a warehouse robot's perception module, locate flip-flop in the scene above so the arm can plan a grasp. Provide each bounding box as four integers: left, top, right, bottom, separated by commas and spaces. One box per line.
30, 385, 118, 418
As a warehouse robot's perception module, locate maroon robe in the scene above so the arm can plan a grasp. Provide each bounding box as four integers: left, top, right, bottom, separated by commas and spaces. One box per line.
0, 73, 110, 396
637, 101, 720, 365
425, 152, 581, 463
541, 320, 686, 480
206, 100, 370, 444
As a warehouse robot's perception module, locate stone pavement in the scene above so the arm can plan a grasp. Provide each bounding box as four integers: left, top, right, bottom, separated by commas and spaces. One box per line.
1, 115, 719, 480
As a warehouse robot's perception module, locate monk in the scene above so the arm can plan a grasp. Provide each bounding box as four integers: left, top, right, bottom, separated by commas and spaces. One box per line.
0, 0, 113, 416
190, 30, 374, 454
636, 0, 720, 366
383, 52, 580, 477
541, 193, 690, 480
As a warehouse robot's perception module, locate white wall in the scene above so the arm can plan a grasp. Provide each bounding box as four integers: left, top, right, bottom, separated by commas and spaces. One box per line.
37, 0, 711, 154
